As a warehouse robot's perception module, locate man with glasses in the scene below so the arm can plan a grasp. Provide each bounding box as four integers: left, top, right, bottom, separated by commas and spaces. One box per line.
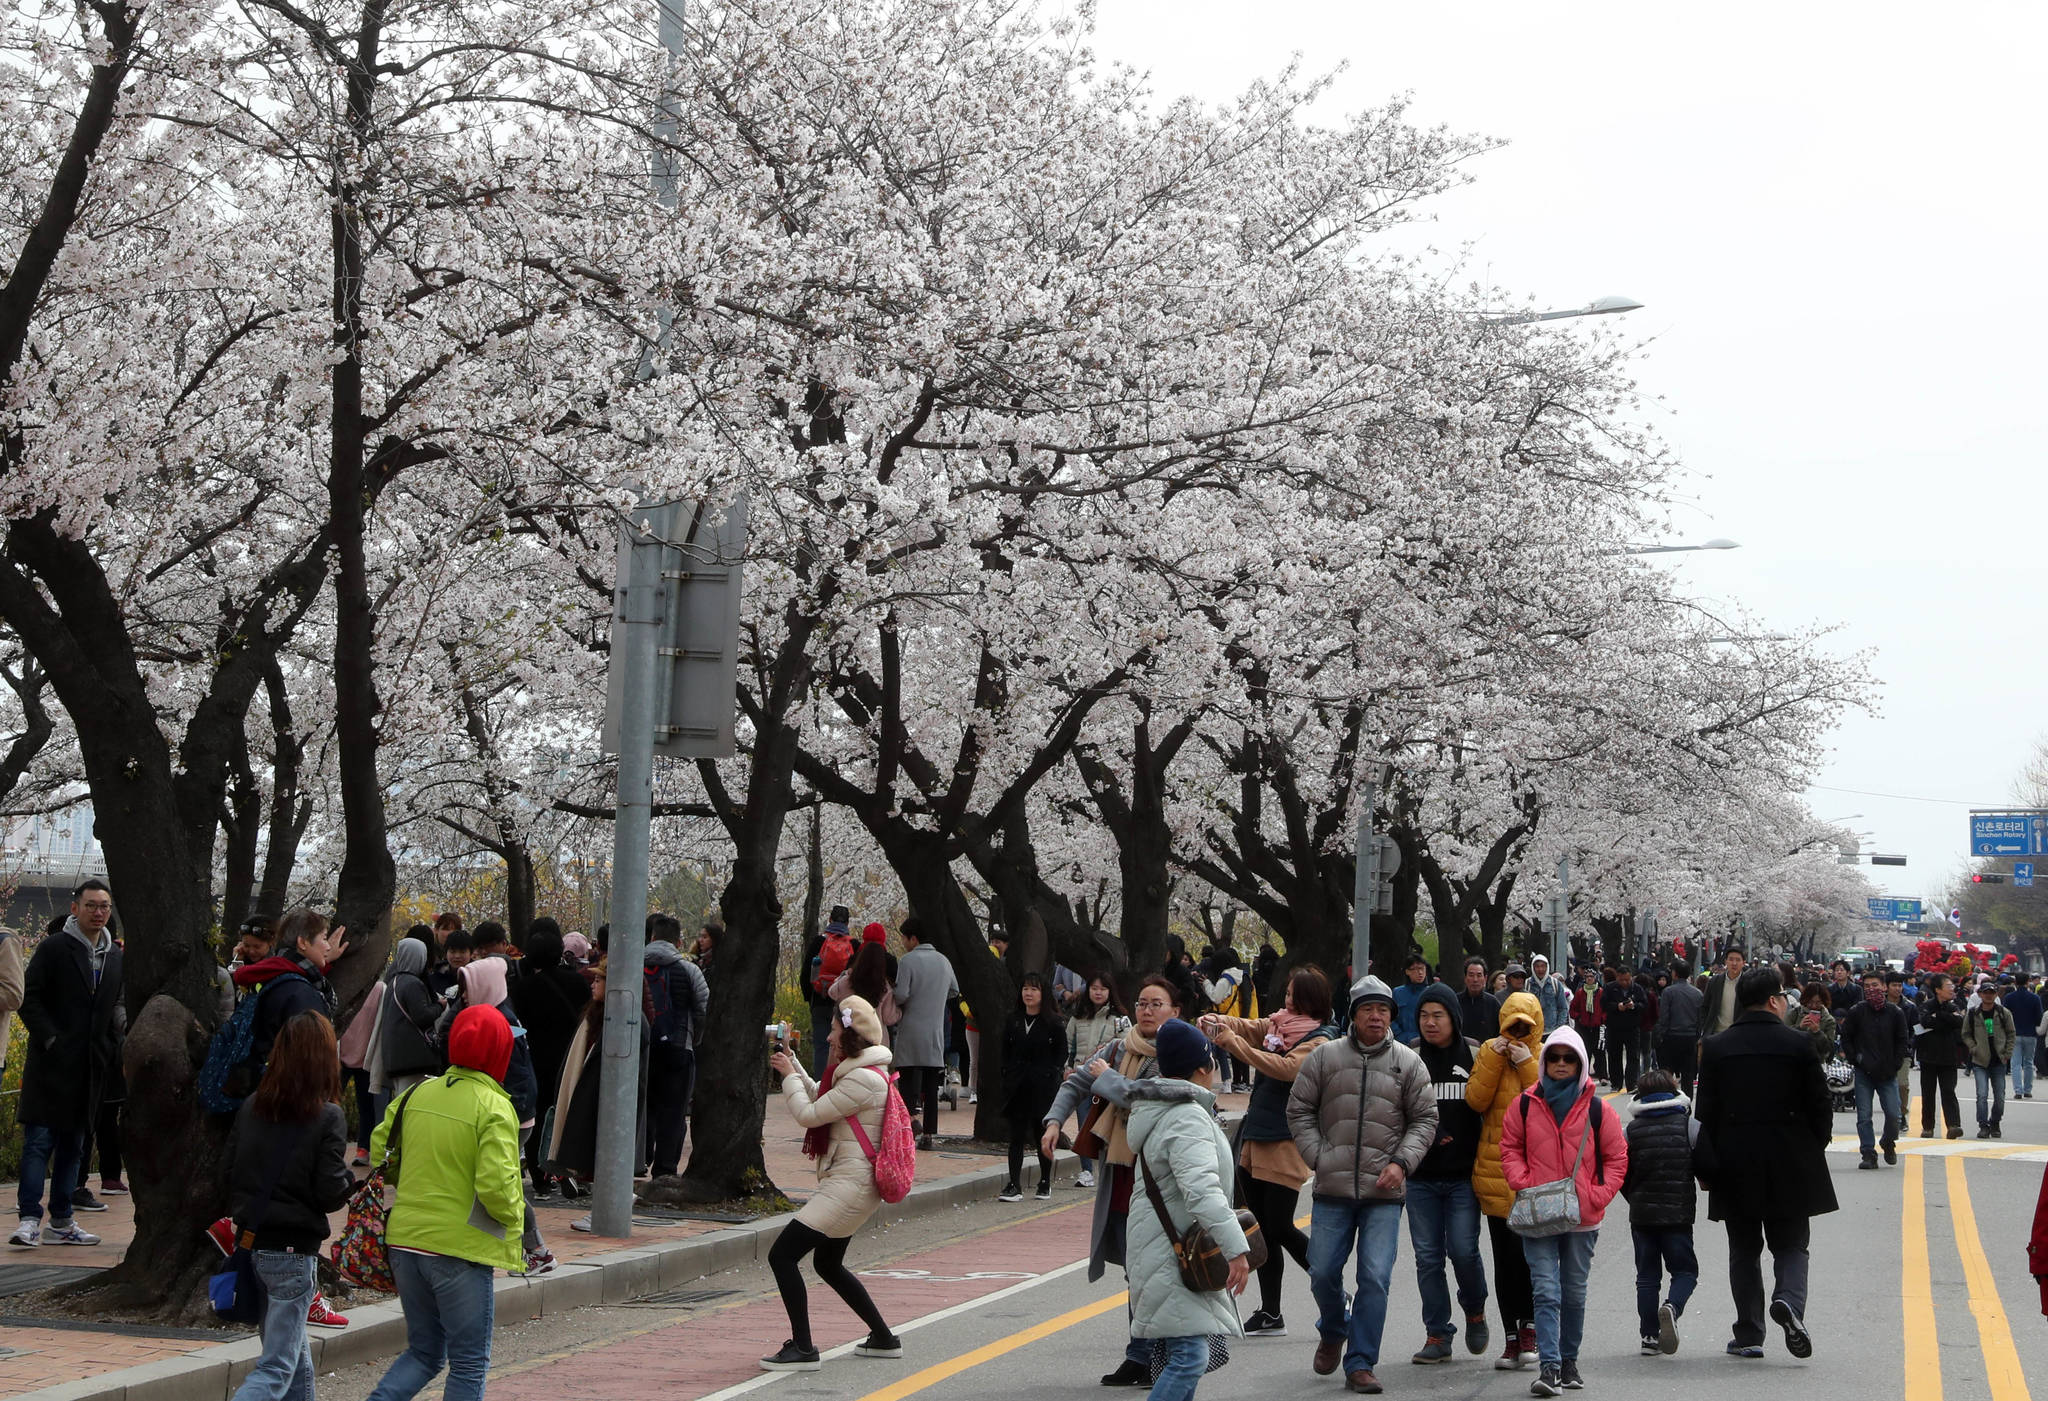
11, 880, 123, 1247
1693, 967, 1836, 1361
1288, 976, 1438, 1395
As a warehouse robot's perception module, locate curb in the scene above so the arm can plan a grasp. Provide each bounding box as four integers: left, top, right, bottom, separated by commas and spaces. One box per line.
10, 1150, 1069, 1401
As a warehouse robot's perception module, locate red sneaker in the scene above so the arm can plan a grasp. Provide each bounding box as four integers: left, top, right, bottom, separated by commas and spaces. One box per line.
306, 1292, 350, 1329
204, 1217, 236, 1259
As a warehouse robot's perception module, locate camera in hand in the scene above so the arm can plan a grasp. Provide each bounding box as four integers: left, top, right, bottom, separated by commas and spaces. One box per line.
765, 1021, 790, 1053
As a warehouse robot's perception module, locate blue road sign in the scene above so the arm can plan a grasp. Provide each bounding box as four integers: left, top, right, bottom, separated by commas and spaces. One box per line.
1867, 897, 1923, 922
1971, 814, 2041, 857
2019, 863, 2036, 889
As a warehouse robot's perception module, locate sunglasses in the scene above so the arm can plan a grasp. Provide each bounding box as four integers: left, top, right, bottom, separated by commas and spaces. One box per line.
1542, 1051, 1578, 1065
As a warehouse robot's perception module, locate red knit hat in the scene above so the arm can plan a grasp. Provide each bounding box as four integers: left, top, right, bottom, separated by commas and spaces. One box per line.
862, 922, 888, 944
447, 1004, 512, 1083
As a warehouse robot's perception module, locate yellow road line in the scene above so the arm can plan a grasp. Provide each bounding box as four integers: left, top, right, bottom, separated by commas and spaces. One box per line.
1902, 1154, 1942, 1401
1945, 1155, 2032, 1401
856, 1291, 1129, 1401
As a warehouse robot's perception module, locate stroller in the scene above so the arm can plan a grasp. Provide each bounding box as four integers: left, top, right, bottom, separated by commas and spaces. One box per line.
1824, 1056, 1855, 1113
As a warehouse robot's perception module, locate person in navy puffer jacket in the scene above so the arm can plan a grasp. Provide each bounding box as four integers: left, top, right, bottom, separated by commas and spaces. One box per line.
1621, 1069, 1699, 1358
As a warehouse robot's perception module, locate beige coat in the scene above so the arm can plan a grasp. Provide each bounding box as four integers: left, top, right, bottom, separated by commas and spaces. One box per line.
0, 930, 23, 1074
784, 1043, 893, 1238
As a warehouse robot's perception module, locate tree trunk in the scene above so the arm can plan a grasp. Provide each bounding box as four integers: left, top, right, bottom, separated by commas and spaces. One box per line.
257, 658, 310, 917
505, 839, 537, 941
220, 755, 261, 936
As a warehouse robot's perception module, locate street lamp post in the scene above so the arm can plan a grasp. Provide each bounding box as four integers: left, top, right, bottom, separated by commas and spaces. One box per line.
1480, 295, 1645, 326
1616, 538, 1740, 556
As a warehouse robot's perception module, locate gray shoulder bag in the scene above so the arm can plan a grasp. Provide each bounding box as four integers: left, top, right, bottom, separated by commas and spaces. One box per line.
1507, 1099, 1593, 1238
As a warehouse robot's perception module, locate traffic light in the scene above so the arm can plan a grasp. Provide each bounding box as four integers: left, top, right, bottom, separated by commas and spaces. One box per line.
1870, 854, 1907, 866
1973, 872, 2006, 885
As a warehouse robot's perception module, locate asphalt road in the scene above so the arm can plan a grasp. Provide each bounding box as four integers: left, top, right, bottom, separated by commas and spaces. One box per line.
316, 1097, 2048, 1401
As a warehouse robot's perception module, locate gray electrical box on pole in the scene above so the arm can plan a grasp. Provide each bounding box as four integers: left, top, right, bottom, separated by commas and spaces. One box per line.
1351, 779, 1401, 981
1549, 855, 1571, 976
591, 496, 747, 1238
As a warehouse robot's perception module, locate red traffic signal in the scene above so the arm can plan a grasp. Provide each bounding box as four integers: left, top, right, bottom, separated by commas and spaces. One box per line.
1973, 872, 2006, 885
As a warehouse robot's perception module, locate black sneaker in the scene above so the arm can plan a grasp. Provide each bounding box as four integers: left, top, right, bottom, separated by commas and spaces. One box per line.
1243, 1310, 1287, 1337
1100, 1361, 1151, 1387
1559, 1359, 1583, 1389
1991, 1124, 2003, 1139
1769, 1299, 1812, 1359
998, 1183, 1024, 1202
1858, 1154, 1877, 1170
1658, 1300, 1680, 1355
69, 1189, 107, 1213
1641, 1336, 1661, 1356
760, 1341, 822, 1372
1036, 1180, 1052, 1201
1882, 1142, 1897, 1165
1530, 1363, 1561, 1397
856, 1332, 903, 1359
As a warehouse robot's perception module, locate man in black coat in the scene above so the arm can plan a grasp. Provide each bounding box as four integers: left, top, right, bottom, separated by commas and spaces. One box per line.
1600, 967, 1647, 1091
1839, 968, 1911, 1169
1454, 957, 1500, 1044
1695, 966, 1836, 1361
11, 879, 124, 1246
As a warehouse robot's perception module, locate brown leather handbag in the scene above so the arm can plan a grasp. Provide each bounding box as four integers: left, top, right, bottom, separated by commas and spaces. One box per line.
1074, 1095, 1111, 1160
1138, 1149, 1265, 1292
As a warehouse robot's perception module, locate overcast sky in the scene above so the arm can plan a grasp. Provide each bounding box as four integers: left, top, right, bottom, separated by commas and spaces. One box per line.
1088, 0, 2048, 912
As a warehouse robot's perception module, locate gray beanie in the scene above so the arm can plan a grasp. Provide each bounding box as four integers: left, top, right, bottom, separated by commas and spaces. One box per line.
1347, 974, 1395, 1020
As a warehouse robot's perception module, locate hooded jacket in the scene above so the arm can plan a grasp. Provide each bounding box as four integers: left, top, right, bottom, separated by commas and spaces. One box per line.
1126, 1077, 1248, 1342
781, 1042, 894, 1238
235, 951, 334, 1089
369, 1005, 525, 1272
1500, 1026, 1628, 1231
1525, 967, 1572, 1039
1286, 991, 1437, 1203
1620, 1091, 1698, 1229
434, 959, 539, 1124
643, 940, 709, 1047
1465, 990, 1545, 1217
376, 938, 444, 1085
1408, 983, 1483, 1181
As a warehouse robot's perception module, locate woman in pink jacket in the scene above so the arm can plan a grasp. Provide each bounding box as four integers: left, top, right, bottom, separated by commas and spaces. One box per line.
1500, 1026, 1628, 1397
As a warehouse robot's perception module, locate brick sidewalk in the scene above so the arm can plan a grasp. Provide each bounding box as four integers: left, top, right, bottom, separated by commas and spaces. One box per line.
0, 1085, 1091, 1398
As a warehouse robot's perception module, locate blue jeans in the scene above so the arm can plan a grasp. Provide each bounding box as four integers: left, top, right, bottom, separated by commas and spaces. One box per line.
1523, 1230, 1598, 1367
1404, 1179, 1487, 1340
15, 1123, 83, 1224
1853, 1070, 1901, 1155
2014, 1038, 2037, 1097
366, 1251, 496, 1401
1974, 1063, 2007, 1127
1307, 1197, 1404, 1374
233, 1251, 316, 1401
1629, 1228, 1697, 1338
1144, 1336, 1209, 1401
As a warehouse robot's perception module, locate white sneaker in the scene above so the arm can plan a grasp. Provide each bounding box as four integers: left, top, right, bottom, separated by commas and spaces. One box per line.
968, 1092, 978, 1104
44, 1222, 100, 1246
8, 1219, 39, 1248
570, 1215, 594, 1233
1076, 1169, 1095, 1189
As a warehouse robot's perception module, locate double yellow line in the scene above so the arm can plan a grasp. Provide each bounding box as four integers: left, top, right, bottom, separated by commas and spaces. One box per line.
1901, 1154, 2031, 1401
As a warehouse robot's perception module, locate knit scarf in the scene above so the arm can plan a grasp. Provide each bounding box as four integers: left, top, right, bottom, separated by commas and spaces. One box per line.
1864, 984, 1886, 1011
1101, 1025, 1159, 1167
802, 1061, 842, 1159
1262, 1009, 1324, 1052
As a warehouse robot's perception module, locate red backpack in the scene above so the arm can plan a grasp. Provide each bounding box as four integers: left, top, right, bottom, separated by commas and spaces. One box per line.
847, 1071, 918, 1203
813, 930, 855, 997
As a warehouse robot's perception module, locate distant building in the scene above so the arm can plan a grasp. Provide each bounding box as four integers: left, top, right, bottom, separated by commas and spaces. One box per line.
3, 802, 110, 933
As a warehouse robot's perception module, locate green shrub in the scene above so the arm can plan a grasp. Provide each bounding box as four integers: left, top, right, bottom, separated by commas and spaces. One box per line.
0, 1017, 26, 1182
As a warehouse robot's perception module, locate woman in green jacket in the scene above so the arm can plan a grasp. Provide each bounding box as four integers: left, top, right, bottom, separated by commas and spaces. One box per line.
364, 1005, 526, 1401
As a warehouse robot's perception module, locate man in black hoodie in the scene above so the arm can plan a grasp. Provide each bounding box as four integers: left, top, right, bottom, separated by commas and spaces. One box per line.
1405, 984, 1490, 1364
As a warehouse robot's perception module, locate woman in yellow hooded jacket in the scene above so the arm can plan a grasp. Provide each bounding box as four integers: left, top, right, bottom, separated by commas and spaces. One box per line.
1465, 989, 1544, 1371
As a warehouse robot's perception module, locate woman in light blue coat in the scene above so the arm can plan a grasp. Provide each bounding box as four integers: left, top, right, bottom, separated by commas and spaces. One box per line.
1125, 1018, 1250, 1401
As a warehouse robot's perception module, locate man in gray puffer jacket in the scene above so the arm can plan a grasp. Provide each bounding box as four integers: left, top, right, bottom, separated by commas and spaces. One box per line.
1287, 975, 1438, 1394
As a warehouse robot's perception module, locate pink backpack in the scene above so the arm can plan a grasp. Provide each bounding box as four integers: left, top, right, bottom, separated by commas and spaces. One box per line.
846, 1070, 918, 1203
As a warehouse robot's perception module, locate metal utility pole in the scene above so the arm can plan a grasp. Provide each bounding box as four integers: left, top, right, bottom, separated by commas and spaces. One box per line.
1351, 775, 1375, 985
1552, 856, 1571, 976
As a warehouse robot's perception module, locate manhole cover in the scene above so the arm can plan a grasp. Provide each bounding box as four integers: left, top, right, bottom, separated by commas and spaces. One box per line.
617, 1286, 740, 1309
0, 1265, 99, 1299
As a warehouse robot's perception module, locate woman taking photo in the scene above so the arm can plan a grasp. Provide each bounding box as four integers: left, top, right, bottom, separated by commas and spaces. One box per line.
1041, 974, 1185, 1387
362, 1006, 525, 1401
762, 995, 901, 1371
226, 1012, 353, 1401
1499, 1027, 1628, 1398
999, 973, 1067, 1201
1126, 1018, 1250, 1401
1198, 964, 1333, 1336
1467, 990, 1545, 1371
1917, 973, 1966, 1139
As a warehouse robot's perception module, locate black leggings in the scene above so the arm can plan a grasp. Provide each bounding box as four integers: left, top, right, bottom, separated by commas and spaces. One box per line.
1920, 1064, 1961, 1133
1488, 1214, 1533, 1330
768, 1220, 891, 1350
1007, 1133, 1052, 1189
1240, 1174, 1311, 1316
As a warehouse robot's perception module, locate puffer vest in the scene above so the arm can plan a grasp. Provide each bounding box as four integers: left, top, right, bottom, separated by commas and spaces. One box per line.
1622, 1101, 1696, 1228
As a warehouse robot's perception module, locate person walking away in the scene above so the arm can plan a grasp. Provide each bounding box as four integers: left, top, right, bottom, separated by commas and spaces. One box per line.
1693, 967, 1834, 1360
892, 917, 958, 1150
1700, 950, 1746, 1038
509, 926, 591, 1196
1252, 944, 1281, 1024
761, 995, 902, 1371
1199, 966, 1333, 1337
1468, 990, 1545, 1370
1404, 984, 1490, 1364
1915, 974, 1966, 1140
11, 880, 123, 1247
1654, 962, 1703, 1097
1198, 952, 1253, 1090
1457, 959, 1501, 1045
642, 914, 710, 1176
1963, 979, 2016, 1139
829, 939, 900, 1028
1126, 1019, 1252, 1401
1600, 969, 1646, 1091
1524, 957, 1570, 1044
802, 908, 854, 1075
1620, 1069, 1698, 1357
1287, 976, 1438, 1395
1789, 982, 1837, 1060
2007, 972, 2043, 1099
1886, 972, 1914, 1119
435, 958, 550, 1270
337, 969, 385, 1167
1500, 1027, 1627, 1397
1839, 968, 1909, 1168
374, 937, 445, 1104
1000, 974, 1066, 1200
1391, 957, 1430, 1045
225, 1012, 354, 1401
1042, 975, 1185, 1385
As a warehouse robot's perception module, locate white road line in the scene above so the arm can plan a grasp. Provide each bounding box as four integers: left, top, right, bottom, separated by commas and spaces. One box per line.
692, 1256, 1098, 1401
